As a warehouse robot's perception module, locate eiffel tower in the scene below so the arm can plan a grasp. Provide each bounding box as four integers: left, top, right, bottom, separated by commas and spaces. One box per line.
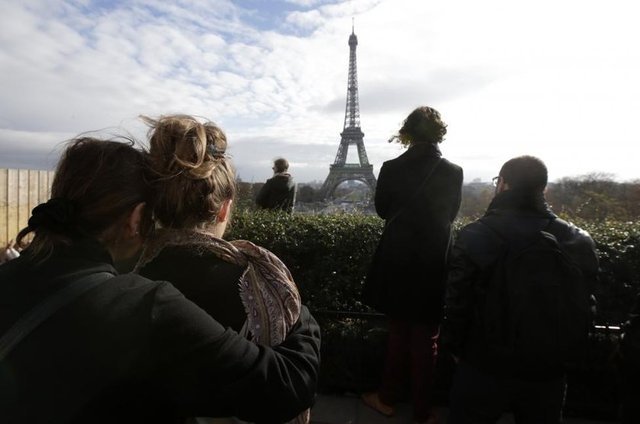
319, 24, 376, 200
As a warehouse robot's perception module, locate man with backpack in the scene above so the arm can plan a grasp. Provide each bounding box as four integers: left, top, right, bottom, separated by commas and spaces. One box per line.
442, 155, 598, 423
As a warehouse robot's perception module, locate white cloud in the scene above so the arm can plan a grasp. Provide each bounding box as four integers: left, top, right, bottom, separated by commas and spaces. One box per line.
284, 0, 325, 7
1, 0, 639, 183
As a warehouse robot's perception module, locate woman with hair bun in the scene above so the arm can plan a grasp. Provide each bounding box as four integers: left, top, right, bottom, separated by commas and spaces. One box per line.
361, 106, 463, 424
0, 137, 320, 424
135, 115, 309, 424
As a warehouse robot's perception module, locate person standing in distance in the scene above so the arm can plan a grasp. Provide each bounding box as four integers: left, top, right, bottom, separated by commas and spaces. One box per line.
256, 157, 296, 213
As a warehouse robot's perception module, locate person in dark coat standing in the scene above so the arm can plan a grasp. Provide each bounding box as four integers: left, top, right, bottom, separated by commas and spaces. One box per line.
361, 106, 463, 424
256, 158, 296, 213
442, 156, 598, 424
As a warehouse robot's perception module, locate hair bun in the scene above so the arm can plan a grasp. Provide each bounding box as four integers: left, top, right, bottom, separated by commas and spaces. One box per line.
144, 114, 236, 229
28, 198, 78, 232
145, 115, 228, 181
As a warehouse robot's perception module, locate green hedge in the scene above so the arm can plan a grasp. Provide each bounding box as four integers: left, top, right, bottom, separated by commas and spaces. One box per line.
227, 211, 640, 413
574, 219, 640, 324
227, 210, 383, 312
227, 211, 640, 323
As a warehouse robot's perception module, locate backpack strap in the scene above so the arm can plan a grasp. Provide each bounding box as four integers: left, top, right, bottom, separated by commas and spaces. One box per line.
0, 271, 114, 361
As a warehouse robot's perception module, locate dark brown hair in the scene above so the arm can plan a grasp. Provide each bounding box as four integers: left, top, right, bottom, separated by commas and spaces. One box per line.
143, 114, 236, 229
273, 158, 289, 173
499, 155, 548, 193
390, 106, 447, 146
16, 137, 151, 258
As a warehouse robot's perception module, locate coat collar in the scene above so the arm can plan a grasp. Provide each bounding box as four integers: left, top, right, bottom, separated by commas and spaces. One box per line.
485, 189, 555, 218
406, 142, 442, 158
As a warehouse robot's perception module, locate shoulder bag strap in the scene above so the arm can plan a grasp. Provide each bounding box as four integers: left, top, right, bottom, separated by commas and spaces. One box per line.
0, 271, 114, 361
384, 158, 442, 229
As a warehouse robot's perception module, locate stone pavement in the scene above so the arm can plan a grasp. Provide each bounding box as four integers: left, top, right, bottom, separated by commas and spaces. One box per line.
309, 393, 616, 424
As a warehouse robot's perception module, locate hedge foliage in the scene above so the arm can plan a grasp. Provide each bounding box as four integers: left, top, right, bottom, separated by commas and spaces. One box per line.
227, 211, 640, 412
226, 210, 382, 312
226, 211, 640, 323
572, 218, 640, 323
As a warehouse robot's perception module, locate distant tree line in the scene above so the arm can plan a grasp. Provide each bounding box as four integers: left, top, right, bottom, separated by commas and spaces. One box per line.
460, 173, 640, 222
548, 174, 640, 222
237, 174, 640, 221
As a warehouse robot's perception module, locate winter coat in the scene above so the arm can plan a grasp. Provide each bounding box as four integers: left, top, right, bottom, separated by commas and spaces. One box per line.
256, 173, 296, 213
619, 293, 640, 423
0, 238, 320, 424
362, 142, 463, 323
135, 231, 248, 332
135, 228, 309, 424
441, 189, 599, 379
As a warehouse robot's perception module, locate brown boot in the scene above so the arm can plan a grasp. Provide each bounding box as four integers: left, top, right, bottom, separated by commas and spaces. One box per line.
361, 392, 395, 417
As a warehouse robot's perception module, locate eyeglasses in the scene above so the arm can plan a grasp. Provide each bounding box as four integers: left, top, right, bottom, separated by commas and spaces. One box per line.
492, 176, 501, 187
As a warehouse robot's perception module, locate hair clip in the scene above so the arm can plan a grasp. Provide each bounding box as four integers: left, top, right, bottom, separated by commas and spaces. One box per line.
207, 144, 226, 158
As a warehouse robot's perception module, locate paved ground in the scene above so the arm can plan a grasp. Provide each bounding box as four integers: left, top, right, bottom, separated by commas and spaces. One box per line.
310, 393, 617, 424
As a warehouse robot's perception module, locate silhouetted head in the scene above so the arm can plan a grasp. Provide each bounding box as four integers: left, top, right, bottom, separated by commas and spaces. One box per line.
273, 158, 289, 173
497, 155, 548, 194
143, 114, 236, 231
390, 106, 447, 146
17, 137, 151, 261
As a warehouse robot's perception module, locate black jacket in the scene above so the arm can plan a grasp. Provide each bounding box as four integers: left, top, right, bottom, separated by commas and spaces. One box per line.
0, 239, 320, 424
442, 189, 599, 379
256, 173, 296, 213
622, 295, 640, 376
620, 293, 640, 422
362, 143, 463, 323
137, 243, 247, 332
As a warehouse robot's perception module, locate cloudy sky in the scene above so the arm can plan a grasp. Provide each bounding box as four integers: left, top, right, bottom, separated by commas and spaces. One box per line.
1, 0, 639, 184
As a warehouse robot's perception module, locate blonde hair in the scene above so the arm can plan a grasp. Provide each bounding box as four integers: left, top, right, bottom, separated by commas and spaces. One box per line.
143, 114, 236, 229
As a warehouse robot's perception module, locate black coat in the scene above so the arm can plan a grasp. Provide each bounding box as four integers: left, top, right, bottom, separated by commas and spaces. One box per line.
137, 244, 247, 332
362, 143, 463, 323
620, 293, 640, 423
441, 190, 599, 379
256, 173, 296, 212
0, 238, 320, 424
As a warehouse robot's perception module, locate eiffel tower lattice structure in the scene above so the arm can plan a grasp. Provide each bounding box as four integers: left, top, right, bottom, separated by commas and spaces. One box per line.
319, 25, 377, 200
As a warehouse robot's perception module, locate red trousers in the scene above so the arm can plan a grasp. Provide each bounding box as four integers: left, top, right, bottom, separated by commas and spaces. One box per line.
378, 318, 439, 422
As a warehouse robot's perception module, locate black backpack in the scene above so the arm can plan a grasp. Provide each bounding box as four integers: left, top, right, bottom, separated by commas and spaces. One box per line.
481, 219, 592, 370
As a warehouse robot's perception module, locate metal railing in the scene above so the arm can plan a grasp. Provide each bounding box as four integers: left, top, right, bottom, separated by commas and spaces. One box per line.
312, 308, 624, 418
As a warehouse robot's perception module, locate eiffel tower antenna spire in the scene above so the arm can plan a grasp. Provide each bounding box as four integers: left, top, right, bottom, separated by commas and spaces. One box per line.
343, 19, 360, 130
319, 24, 377, 201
